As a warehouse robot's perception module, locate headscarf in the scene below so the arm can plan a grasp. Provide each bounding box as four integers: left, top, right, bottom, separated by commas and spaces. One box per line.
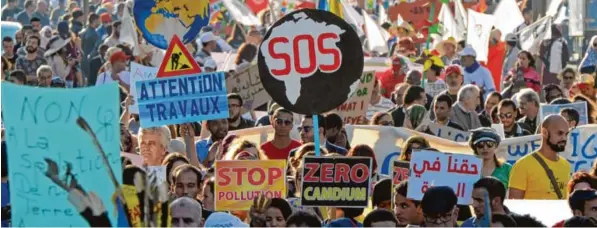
39, 26, 53, 50
580, 36, 597, 70
407, 104, 426, 129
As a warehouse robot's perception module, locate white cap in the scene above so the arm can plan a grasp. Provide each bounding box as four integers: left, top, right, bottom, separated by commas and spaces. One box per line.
204, 212, 249, 227
458, 45, 477, 57
200, 32, 218, 43
204, 58, 217, 69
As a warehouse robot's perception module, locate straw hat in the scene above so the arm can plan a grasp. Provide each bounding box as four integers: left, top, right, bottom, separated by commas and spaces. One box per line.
44, 37, 72, 57
435, 37, 458, 56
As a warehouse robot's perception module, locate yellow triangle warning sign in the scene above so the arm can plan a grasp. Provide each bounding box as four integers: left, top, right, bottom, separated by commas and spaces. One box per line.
157, 35, 202, 77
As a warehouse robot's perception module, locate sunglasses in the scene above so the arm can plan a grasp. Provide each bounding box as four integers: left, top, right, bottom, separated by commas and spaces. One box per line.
298, 126, 313, 132
275, 118, 293, 126
499, 113, 513, 119
475, 141, 496, 149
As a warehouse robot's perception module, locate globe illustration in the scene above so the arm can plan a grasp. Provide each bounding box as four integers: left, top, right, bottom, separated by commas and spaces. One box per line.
133, 0, 210, 50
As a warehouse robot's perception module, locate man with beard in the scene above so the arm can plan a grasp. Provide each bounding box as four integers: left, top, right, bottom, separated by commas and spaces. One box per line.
227, 93, 255, 131
260, 108, 301, 159
103, 20, 121, 47
289, 114, 347, 158
509, 114, 571, 199
14, 34, 46, 84
195, 119, 228, 166
461, 177, 509, 227
498, 99, 531, 138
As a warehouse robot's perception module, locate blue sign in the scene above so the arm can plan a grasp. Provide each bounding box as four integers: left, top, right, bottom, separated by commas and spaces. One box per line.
135, 72, 229, 128
1, 83, 122, 227
540, 102, 588, 126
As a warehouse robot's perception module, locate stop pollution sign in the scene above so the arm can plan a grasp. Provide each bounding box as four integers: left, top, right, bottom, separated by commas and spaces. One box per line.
257, 9, 364, 115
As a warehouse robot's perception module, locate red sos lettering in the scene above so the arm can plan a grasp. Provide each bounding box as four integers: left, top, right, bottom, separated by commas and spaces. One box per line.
268, 33, 341, 76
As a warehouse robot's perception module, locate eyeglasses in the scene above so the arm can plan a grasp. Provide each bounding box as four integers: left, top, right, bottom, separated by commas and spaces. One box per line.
424, 212, 454, 225
298, 126, 313, 132
563, 75, 575, 80
275, 118, 293, 126
499, 113, 513, 119
379, 121, 393, 126
475, 141, 496, 149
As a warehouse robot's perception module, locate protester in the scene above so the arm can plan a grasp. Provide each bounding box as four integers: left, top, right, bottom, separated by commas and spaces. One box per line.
367, 80, 395, 120
390, 85, 426, 127
227, 93, 255, 131
399, 136, 430, 161
469, 128, 512, 187
568, 189, 597, 220
544, 83, 565, 103
285, 211, 322, 227
503, 50, 541, 98
347, 145, 386, 183
170, 197, 204, 227
138, 126, 171, 166
421, 186, 459, 227
425, 94, 465, 133
325, 207, 364, 227
224, 140, 268, 160
436, 37, 459, 65
197, 32, 217, 66
171, 164, 203, 199
15, 0, 35, 26
95, 50, 130, 88
15, 34, 46, 83
204, 212, 249, 227
1, 0, 21, 21
261, 198, 292, 227
450, 84, 483, 131
509, 115, 571, 199
503, 33, 521, 82
295, 114, 347, 156
480, 92, 502, 126
516, 88, 541, 133
7, 69, 27, 85
567, 172, 597, 194
484, 29, 506, 91
363, 209, 399, 227
579, 36, 597, 74
45, 37, 82, 87
515, 8, 533, 32
540, 25, 570, 84
103, 20, 121, 46
558, 67, 578, 97
498, 99, 531, 138
460, 45, 495, 98
393, 180, 424, 226
462, 177, 509, 227
324, 113, 346, 149
162, 152, 190, 185
391, 83, 410, 106
441, 64, 464, 104
2, 37, 17, 67
260, 108, 301, 160
195, 119, 228, 166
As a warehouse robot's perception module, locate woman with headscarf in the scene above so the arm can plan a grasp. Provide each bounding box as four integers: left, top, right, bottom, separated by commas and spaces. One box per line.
579, 36, 597, 75
539, 24, 570, 84
39, 26, 52, 50
468, 127, 511, 188
404, 104, 426, 130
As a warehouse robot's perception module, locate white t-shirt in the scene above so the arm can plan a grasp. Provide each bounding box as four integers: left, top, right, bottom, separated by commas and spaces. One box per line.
96, 71, 131, 86
366, 96, 395, 120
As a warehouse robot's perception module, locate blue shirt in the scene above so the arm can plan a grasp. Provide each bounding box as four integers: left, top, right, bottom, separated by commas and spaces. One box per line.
195, 138, 213, 164
461, 217, 478, 227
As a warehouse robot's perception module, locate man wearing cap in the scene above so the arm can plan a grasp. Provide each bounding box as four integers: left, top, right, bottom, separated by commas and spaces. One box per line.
377, 55, 407, 99
503, 33, 521, 84
103, 20, 122, 47
436, 37, 458, 66
95, 50, 130, 88
196, 32, 217, 66
421, 186, 459, 227
509, 115, 571, 200
170, 197, 204, 227
97, 12, 112, 40
568, 189, 597, 220
459, 45, 495, 99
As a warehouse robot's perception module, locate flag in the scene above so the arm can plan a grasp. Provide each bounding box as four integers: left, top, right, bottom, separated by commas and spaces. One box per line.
222, 0, 261, 26
329, 0, 344, 19
438, 2, 463, 41
363, 10, 389, 54
493, 0, 524, 40
466, 9, 495, 62
318, 0, 328, 11
546, 0, 564, 17
341, 0, 365, 36
378, 3, 388, 26
119, 4, 139, 55
518, 16, 553, 55
454, 0, 468, 38
245, 0, 269, 14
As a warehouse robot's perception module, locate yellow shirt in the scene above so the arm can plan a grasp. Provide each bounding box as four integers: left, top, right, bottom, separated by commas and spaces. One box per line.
509, 152, 571, 199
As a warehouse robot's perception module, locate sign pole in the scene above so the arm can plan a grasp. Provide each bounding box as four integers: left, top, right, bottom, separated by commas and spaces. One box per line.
313, 114, 321, 156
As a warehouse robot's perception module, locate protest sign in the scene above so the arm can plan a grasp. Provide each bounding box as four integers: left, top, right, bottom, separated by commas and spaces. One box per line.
408, 150, 482, 205
393, 160, 410, 186
334, 71, 376, 124
427, 122, 471, 142
258, 9, 364, 115
519, 16, 553, 55
539, 102, 588, 126
466, 9, 495, 62
157, 36, 202, 77
300, 156, 372, 207
122, 184, 142, 227
1, 83, 122, 226
215, 160, 287, 211
211, 52, 238, 71
129, 62, 158, 114
135, 72, 229, 128
226, 64, 270, 112
424, 83, 447, 98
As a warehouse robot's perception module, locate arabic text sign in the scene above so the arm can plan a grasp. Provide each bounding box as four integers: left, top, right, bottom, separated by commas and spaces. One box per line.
300, 156, 372, 207
408, 150, 482, 205
136, 72, 229, 128
335, 71, 376, 124
226, 64, 270, 111
427, 122, 471, 142
539, 102, 588, 126
1, 83, 122, 226
129, 62, 158, 114
215, 160, 287, 211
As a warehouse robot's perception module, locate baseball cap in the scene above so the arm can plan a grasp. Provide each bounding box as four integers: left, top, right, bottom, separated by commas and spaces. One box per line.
109, 51, 129, 63
458, 45, 477, 57
469, 127, 501, 147
204, 212, 249, 227
100, 12, 112, 23
200, 32, 217, 43
421, 186, 457, 216
569, 189, 597, 211
444, 64, 462, 76
505, 33, 518, 42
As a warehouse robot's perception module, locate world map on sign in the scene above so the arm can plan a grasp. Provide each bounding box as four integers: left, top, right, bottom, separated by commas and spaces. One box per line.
133, 0, 210, 49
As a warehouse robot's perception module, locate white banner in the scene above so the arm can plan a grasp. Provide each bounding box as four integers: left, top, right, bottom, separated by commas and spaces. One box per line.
363, 10, 389, 54
438, 3, 464, 41
519, 16, 553, 55
222, 0, 261, 26
492, 0, 524, 40
466, 9, 495, 62
129, 62, 158, 114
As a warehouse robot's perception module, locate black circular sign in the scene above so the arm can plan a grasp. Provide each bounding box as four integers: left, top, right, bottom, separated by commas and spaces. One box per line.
257, 9, 364, 115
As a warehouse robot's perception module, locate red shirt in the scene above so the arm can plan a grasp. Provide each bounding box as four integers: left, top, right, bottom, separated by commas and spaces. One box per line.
376, 68, 404, 99
260, 140, 301, 160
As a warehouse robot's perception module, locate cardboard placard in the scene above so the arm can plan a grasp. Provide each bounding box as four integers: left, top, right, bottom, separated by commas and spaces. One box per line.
393, 160, 410, 186
334, 71, 376, 124
135, 72, 229, 128
408, 150, 482, 205
300, 156, 372, 207
129, 62, 158, 114
539, 102, 589, 126
258, 9, 364, 114
226, 64, 271, 112
215, 160, 287, 211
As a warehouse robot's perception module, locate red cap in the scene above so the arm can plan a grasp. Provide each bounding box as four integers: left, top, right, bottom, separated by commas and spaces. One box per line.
444, 64, 462, 76
100, 13, 112, 23
110, 51, 129, 63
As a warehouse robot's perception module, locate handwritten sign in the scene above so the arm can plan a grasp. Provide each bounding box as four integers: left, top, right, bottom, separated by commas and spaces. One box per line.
335, 71, 376, 124
135, 72, 229, 128
226, 64, 270, 112
215, 160, 286, 211
300, 156, 372, 207
427, 122, 471, 142
1, 83, 122, 226
408, 150, 481, 205
424, 83, 447, 98
393, 160, 410, 186
539, 102, 589, 126
129, 62, 158, 114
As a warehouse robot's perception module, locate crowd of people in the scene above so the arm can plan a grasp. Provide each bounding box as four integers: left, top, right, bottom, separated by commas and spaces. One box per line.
2, 0, 597, 227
